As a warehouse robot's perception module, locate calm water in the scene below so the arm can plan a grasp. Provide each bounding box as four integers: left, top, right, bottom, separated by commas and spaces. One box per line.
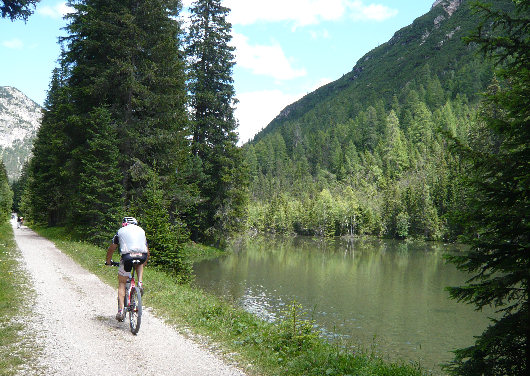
193, 236, 491, 373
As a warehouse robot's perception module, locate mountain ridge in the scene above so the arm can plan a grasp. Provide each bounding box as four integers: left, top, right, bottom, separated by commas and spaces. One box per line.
0, 86, 42, 180
250, 0, 489, 144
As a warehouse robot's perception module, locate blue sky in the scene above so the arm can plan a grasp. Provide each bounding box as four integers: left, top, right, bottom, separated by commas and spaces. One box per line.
0, 0, 435, 144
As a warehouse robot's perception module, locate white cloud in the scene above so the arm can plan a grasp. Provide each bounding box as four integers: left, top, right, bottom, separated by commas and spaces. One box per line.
235, 78, 331, 144
2, 38, 23, 49
310, 77, 332, 91
37, 1, 75, 19
231, 33, 306, 81
348, 1, 399, 21
309, 29, 330, 40
225, 0, 397, 26
236, 90, 304, 144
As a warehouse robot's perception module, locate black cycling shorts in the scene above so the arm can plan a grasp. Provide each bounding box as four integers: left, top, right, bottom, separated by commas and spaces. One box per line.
121, 253, 147, 273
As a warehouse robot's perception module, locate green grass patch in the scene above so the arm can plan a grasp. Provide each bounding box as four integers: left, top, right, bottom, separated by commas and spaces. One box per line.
0, 221, 38, 376
183, 241, 228, 263
32, 225, 425, 376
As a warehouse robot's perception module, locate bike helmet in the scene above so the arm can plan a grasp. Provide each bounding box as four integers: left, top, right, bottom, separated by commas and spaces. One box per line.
122, 217, 138, 226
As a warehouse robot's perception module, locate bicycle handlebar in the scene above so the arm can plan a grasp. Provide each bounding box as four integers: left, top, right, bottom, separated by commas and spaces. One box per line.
106, 259, 142, 267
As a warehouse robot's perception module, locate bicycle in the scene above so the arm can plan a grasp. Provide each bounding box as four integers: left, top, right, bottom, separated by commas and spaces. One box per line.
109, 260, 143, 335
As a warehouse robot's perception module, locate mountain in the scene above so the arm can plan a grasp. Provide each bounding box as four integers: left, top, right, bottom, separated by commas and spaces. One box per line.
243, 0, 510, 240
252, 0, 495, 143
0, 86, 42, 181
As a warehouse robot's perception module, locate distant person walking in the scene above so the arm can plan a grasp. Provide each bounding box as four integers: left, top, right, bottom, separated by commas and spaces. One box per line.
16, 216, 23, 229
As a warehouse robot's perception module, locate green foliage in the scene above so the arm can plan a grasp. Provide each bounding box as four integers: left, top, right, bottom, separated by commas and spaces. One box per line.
131, 170, 192, 282
23, 68, 73, 225
186, 0, 249, 245
245, 89, 469, 240
71, 107, 124, 245
18, 0, 207, 277
445, 1, 529, 374
243, 0, 509, 242
0, 0, 38, 21
0, 161, 12, 220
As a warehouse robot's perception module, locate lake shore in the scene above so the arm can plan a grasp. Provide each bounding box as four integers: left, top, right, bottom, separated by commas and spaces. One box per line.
15, 224, 425, 376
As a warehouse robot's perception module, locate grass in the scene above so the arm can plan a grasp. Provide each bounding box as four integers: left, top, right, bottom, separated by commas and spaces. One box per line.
31, 225, 426, 376
182, 241, 228, 263
0, 221, 39, 376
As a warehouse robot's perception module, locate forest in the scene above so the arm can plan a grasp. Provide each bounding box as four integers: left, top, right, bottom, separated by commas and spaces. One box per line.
8, 0, 247, 278
1, 0, 527, 374
244, 72, 480, 241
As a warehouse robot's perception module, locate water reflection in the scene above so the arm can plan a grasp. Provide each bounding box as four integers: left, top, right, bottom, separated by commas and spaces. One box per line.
193, 236, 490, 373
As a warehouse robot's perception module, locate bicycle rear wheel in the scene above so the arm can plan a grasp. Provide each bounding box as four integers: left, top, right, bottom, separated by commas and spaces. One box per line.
129, 286, 142, 335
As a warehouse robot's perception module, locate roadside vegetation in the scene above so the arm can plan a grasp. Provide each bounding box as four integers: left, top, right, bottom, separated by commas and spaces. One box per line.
32, 225, 424, 376
0, 221, 38, 376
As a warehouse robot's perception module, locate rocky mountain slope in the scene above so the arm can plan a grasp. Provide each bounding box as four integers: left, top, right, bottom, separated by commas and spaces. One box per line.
0, 86, 42, 180
251, 0, 500, 143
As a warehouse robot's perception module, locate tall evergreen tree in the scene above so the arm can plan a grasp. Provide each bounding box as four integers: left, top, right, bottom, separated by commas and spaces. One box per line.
26, 67, 72, 225
62, 0, 189, 203
26, 0, 192, 260
186, 0, 248, 244
446, 1, 529, 374
0, 161, 12, 221
73, 107, 124, 245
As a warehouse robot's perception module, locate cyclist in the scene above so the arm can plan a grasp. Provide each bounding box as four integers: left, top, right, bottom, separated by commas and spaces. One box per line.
105, 217, 149, 321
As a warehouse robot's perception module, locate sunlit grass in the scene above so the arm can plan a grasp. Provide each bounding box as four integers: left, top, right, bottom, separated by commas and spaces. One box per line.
0, 221, 38, 376
33, 225, 425, 376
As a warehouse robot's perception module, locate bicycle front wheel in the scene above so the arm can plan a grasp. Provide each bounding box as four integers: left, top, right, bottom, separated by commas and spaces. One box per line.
129, 286, 142, 335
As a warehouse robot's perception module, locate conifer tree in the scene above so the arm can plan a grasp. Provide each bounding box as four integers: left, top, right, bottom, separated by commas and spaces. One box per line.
0, 161, 12, 220
186, 0, 248, 244
73, 107, 124, 245
0, 0, 38, 21
26, 68, 72, 225
130, 170, 191, 281
62, 0, 189, 203
446, 1, 529, 374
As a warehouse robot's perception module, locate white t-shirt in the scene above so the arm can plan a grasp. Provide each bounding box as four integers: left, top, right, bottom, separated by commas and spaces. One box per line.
112, 224, 148, 255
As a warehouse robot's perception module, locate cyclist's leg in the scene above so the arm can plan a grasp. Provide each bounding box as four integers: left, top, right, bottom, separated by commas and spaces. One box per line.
118, 275, 127, 310
118, 259, 131, 310
136, 263, 144, 283
135, 254, 147, 283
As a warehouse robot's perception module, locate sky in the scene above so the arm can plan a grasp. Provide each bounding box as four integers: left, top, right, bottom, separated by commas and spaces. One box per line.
0, 0, 436, 144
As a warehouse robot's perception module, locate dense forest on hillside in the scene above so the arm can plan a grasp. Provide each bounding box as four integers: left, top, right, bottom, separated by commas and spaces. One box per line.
242, 0, 511, 241
244, 69, 484, 240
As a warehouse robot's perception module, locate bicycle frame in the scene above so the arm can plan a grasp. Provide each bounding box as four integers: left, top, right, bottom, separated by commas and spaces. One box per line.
125, 259, 142, 335
124, 261, 138, 307
110, 258, 142, 335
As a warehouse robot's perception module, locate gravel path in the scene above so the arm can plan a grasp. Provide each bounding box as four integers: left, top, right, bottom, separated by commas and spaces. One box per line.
12, 220, 247, 376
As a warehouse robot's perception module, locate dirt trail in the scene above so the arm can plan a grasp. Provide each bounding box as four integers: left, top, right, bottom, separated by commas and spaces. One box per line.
12, 220, 247, 376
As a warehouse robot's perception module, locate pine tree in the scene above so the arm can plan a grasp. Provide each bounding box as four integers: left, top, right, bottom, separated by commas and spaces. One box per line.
131, 170, 191, 281
446, 1, 529, 374
73, 107, 124, 245
0, 161, 12, 220
62, 0, 189, 203
1, 0, 38, 21
26, 68, 72, 225
186, 0, 248, 244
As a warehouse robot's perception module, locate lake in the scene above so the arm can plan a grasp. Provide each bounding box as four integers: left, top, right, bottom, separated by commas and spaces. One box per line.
193, 236, 491, 373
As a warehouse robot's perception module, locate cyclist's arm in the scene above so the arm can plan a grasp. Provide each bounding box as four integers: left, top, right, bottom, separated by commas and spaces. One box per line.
106, 243, 118, 265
